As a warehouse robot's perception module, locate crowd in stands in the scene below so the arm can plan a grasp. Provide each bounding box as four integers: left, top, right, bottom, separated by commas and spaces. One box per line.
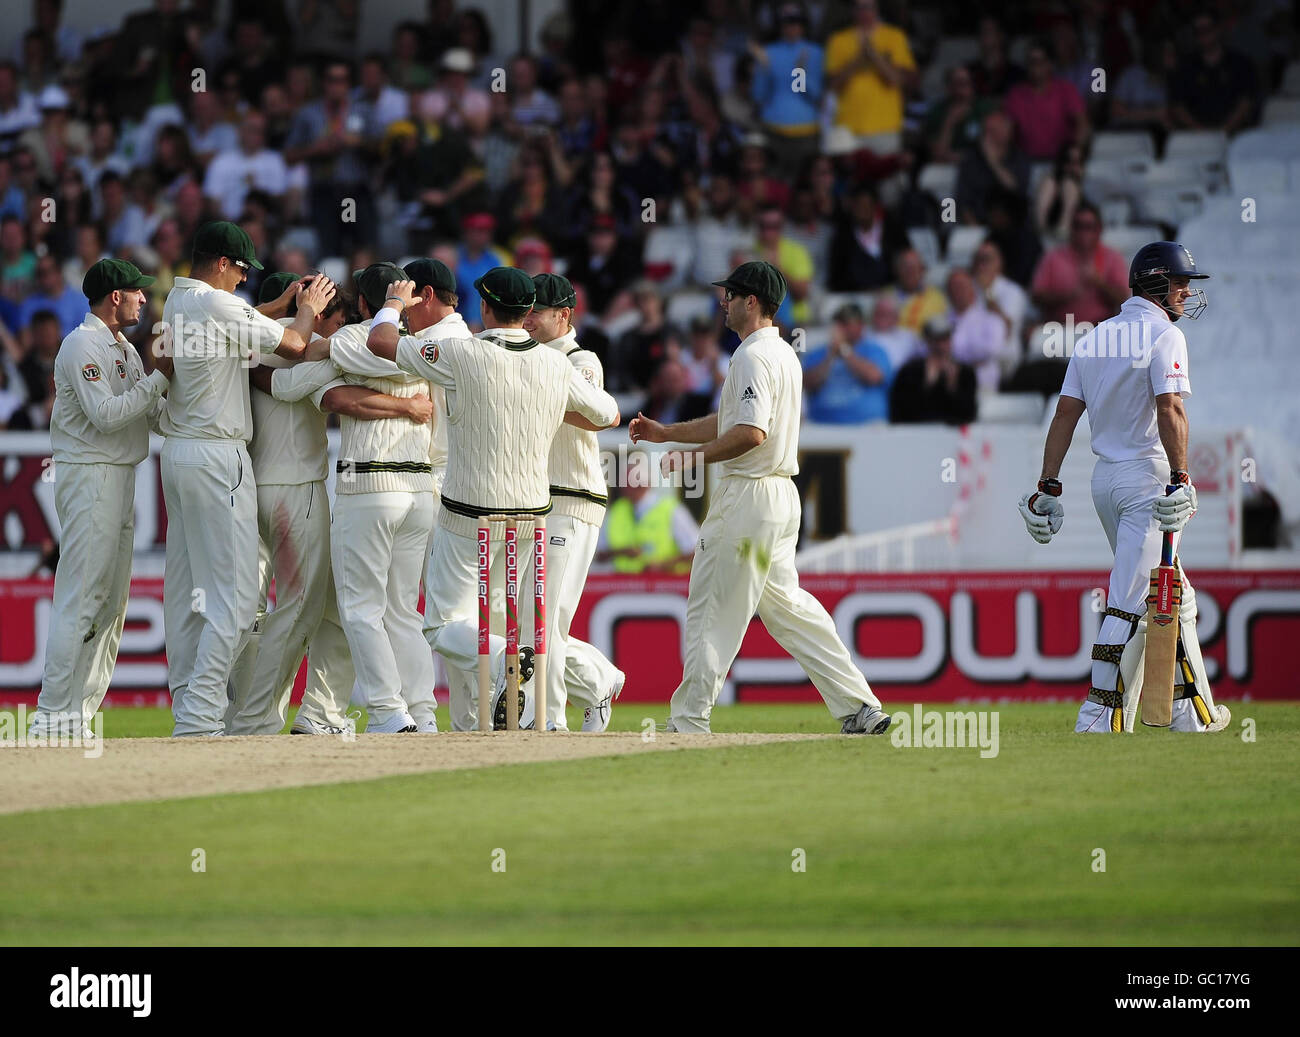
1, 0, 1296, 432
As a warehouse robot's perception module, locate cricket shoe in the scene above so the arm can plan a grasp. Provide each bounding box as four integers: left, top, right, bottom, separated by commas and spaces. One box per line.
841, 705, 892, 735
366, 710, 418, 734
582, 670, 627, 732
414, 714, 439, 733
492, 646, 536, 730
1205, 704, 1231, 733
290, 715, 345, 735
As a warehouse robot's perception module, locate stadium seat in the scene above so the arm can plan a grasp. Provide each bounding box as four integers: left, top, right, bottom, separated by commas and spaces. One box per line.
643, 225, 696, 291
1090, 130, 1155, 160
945, 225, 986, 268
665, 290, 715, 328
1229, 157, 1289, 195
1102, 225, 1163, 259
917, 162, 958, 202
1100, 197, 1132, 227
976, 391, 1045, 424
1028, 161, 1054, 197
907, 226, 941, 268
1165, 130, 1228, 160
1227, 124, 1300, 161
1135, 184, 1205, 230
1262, 97, 1300, 125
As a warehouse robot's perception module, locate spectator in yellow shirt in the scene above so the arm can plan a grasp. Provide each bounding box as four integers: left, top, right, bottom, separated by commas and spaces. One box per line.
754, 205, 814, 327
890, 248, 947, 333
825, 0, 917, 153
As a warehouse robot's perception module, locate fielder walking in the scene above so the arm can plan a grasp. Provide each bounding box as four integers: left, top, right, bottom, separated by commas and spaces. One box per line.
523, 273, 626, 731
368, 267, 621, 731
159, 221, 335, 737
1020, 240, 1229, 734
28, 260, 172, 739
630, 261, 890, 734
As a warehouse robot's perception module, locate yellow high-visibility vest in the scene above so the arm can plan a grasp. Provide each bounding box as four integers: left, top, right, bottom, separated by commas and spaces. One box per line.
607, 495, 682, 573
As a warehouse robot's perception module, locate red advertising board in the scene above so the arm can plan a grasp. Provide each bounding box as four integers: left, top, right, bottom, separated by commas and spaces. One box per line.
1, 571, 1297, 706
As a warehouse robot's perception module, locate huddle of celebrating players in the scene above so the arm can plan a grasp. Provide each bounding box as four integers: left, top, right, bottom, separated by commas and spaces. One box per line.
25, 219, 1228, 738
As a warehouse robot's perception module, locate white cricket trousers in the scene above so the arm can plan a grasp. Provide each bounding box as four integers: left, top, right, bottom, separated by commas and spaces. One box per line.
33, 462, 135, 732
544, 512, 622, 730
423, 524, 526, 732
227, 481, 332, 734
1076, 457, 1217, 733
332, 491, 437, 728
669, 475, 882, 732
162, 438, 260, 736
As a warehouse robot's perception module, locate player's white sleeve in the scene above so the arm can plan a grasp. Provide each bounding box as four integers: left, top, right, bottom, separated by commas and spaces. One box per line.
331, 331, 408, 378
203, 288, 288, 355
271, 359, 342, 402
565, 365, 618, 427
1148, 325, 1191, 398
731, 350, 773, 434
60, 337, 167, 433
394, 335, 459, 388
1059, 353, 1084, 401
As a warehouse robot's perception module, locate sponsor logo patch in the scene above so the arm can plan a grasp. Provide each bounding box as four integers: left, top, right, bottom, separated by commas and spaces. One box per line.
550, 535, 566, 546
421, 343, 439, 365
740, 384, 757, 402
581, 367, 595, 384
114, 359, 126, 378
81, 363, 101, 382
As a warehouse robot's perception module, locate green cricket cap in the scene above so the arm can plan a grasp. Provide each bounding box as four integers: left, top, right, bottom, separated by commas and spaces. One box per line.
193, 220, 264, 269
531, 272, 576, 310
258, 271, 301, 305
353, 261, 407, 313
82, 258, 154, 302
403, 257, 457, 295
711, 260, 787, 308
474, 266, 536, 312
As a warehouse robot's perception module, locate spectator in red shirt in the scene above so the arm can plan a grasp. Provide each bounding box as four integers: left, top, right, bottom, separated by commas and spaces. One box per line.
1030, 201, 1128, 327
1003, 41, 1088, 162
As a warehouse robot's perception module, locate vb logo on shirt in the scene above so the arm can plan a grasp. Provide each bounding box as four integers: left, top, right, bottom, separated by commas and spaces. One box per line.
81, 363, 101, 382
114, 359, 127, 378
421, 343, 439, 365
740, 385, 757, 402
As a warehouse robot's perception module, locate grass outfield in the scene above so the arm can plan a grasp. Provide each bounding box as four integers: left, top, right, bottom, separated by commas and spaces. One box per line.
1, 702, 1297, 946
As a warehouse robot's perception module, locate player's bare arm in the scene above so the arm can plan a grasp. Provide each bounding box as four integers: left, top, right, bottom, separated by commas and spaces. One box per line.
662, 423, 766, 474
1039, 394, 1085, 480
249, 365, 274, 396
320, 386, 434, 424
630, 411, 718, 444
1155, 392, 1189, 473
365, 279, 416, 361
276, 275, 336, 359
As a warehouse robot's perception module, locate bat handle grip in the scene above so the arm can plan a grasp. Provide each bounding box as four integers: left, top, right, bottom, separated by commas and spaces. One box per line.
1160, 483, 1178, 564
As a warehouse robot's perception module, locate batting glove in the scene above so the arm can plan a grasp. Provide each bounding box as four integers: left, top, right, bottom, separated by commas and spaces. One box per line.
1018, 490, 1063, 543
1154, 482, 1198, 532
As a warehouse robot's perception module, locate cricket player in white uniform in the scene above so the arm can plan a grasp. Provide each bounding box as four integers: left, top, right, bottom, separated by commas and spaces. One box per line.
159, 221, 336, 737
522, 273, 625, 731
270, 262, 443, 733
1020, 240, 1229, 735
629, 261, 891, 735
229, 271, 435, 735
368, 267, 621, 731
28, 260, 172, 738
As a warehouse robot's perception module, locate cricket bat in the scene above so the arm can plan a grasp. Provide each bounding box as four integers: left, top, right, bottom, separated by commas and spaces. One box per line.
1140, 487, 1182, 727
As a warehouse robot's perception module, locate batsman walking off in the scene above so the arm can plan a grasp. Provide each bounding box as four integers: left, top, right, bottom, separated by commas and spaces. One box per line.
1020, 240, 1229, 734
629, 261, 891, 735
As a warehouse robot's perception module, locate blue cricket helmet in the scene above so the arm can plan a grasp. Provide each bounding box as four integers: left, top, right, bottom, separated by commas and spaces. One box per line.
1128, 241, 1209, 321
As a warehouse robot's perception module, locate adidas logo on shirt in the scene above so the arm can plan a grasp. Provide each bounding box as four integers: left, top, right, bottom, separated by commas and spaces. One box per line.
740, 385, 757, 401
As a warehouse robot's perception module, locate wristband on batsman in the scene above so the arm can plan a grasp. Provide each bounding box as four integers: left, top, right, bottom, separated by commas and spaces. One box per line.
1037, 477, 1063, 496
373, 306, 402, 328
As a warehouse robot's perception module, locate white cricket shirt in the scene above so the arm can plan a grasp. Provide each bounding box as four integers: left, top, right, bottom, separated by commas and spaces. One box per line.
717, 325, 801, 479
1059, 295, 1192, 463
